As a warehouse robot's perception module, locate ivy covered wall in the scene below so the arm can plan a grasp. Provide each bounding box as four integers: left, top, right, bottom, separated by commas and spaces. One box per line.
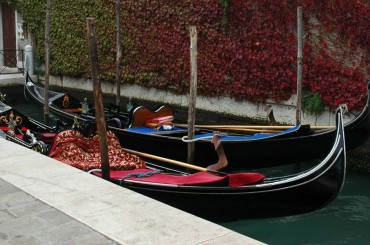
11, 0, 370, 111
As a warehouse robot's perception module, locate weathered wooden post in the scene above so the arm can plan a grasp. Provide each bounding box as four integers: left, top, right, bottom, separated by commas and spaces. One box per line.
86, 18, 110, 180
187, 26, 197, 164
296, 6, 303, 125
115, 0, 122, 106
44, 0, 51, 124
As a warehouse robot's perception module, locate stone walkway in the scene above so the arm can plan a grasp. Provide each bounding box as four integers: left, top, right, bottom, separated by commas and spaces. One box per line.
0, 179, 117, 245
0, 137, 264, 245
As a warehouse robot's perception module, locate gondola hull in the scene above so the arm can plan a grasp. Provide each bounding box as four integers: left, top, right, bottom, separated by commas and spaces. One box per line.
111, 81, 369, 170
111, 92, 368, 170
89, 109, 347, 221
24, 71, 370, 170
121, 168, 344, 220
24, 72, 128, 131
0, 101, 59, 154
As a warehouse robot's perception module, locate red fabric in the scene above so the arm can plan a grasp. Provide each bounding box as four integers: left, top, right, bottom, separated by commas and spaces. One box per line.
146, 115, 173, 124
0, 126, 28, 132
145, 116, 173, 128
40, 132, 57, 138
228, 173, 265, 187
95, 169, 265, 187
48, 130, 146, 171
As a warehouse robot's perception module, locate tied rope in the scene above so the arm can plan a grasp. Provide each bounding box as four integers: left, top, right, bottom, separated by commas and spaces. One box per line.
181, 132, 222, 142
119, 170, 161, 185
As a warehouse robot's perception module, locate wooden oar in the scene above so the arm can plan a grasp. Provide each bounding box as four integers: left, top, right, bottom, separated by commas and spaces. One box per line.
122, 148, 227, 176
207, 127, 280, 133
173, 123, 282, 133
174, 123, 334, 130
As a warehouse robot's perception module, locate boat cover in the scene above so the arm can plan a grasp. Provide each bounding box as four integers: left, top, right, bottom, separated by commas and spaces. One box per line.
93, 168, 265, 187
49, 130, 146, 171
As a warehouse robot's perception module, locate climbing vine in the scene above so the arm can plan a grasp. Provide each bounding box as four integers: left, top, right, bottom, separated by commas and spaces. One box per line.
219, 0, 230, 32
302, 90, 325, 114
12, 0, 369, 111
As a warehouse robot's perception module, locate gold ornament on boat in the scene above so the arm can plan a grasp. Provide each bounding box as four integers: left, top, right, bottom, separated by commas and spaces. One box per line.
0, 115, 7, 125
63, 95, 70, 108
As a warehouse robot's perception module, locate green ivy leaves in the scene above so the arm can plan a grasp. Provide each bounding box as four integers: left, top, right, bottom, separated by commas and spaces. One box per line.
302, 90, 324, 114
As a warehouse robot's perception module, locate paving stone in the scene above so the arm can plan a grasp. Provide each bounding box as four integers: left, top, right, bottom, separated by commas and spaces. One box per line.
0, 202, 8, 210
0, 179, 116, 245
0, 231, 9, 242
0, 183, 19, 196
38, 222, 118, 245
69, 235, 119, 245
7, 200, 53, 218
0, 215, 50, 237
1, 191, 36, 206
0, 234, 42, 245
37, 208, 74, 227
0, 210, 16, 224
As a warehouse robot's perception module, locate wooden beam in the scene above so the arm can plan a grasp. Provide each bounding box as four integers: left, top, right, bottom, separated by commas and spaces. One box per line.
86, 18, 110, 180
115, 0, 122, 106
296, 6, 303, 125
43, 0, 51, 124
174, 123, 334, 130
187, 26, 197, 165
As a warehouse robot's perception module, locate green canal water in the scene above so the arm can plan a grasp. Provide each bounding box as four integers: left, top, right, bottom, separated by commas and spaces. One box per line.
2, 85, 370, 244
221, 172, 370, 244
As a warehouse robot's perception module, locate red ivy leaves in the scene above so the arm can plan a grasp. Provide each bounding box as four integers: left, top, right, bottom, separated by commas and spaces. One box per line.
121, 0, 368, 111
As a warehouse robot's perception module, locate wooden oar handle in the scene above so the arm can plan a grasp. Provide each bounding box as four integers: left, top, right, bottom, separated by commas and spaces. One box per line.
122, 148, 228, 176
174, 123, 334, 130
123, 148, 206, 172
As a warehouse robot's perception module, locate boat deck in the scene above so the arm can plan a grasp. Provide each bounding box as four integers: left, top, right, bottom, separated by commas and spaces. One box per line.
0, 137, 264, 245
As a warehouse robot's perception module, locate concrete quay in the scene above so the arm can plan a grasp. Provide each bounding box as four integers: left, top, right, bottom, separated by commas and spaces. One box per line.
0, 72, 352, 127
0, 73, 34, 86
0, 137, 264, 245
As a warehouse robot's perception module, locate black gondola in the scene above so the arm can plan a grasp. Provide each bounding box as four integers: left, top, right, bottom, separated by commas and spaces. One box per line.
24, 72, 128, 131
108, 81, 369, 170
80, 108, 346, 221
24, 71, 370, 170
0, 100, 61, 154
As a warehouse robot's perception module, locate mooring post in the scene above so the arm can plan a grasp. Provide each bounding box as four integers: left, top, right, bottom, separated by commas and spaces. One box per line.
115, 0, 122, 106
86, 18, 110, 180
43, 0, 51, 124
187, 26, 197, 165
296, 6, 303, 125
24, 45, 34, 76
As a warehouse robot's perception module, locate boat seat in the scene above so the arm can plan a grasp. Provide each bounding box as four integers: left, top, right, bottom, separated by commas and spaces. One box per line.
128, 105, 173, 128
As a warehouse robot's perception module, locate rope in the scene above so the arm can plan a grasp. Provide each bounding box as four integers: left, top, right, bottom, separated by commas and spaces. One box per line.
181, 132, 222, 143
119, 170, 161, 185
181, 135, 214, 142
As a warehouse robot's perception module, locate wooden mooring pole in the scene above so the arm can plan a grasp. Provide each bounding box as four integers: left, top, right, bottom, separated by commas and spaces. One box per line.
296, 6, 303, 125
43, 0, 51, 124
86, 18, 110, 180
187, 26, 197, 164
115, 0, 122, 106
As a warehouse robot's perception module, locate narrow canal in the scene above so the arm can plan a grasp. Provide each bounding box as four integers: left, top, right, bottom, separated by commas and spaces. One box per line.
221, 171, 370, 244
2, 85, 370, 244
